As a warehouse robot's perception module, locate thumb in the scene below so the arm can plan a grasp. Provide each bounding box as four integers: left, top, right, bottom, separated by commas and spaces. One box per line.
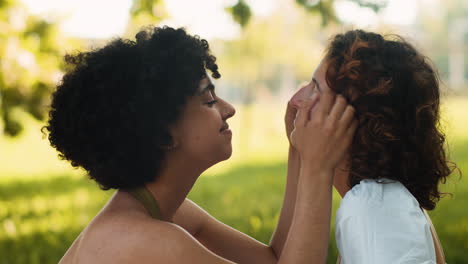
286, 99, 300, 118
290, 99, 304, 109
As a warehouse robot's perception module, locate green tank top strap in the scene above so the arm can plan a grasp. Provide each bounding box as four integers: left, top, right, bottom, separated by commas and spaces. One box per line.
126, 186, 162, 220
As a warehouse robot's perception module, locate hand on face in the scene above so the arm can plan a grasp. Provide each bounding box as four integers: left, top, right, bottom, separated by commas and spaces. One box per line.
290, 84, 315, 108
290, 89, 358, 173
285, 84, 316, 145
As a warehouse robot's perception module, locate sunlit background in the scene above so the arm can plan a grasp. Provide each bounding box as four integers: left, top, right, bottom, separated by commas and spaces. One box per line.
1, 0, 467, 263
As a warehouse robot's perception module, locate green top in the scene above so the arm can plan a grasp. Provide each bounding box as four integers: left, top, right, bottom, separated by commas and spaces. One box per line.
126, 186, 162, 220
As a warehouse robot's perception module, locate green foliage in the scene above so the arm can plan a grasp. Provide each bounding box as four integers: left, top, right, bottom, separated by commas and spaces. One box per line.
226, 0, 252, 28
130, 0, 159, 17
0, 0, 390, 138
295, 0, 387, 26
348, 0, 387, 12
214, 6, 332, 104
0, 151, 467, 263
127, 0, 166, 34
0, 0, 67, 136
295, 0, 337, 26
416, 0, 468, 82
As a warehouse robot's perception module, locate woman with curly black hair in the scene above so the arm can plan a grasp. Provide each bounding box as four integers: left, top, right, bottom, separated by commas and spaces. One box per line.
290, 30, 457, 264
47, 26, 357, 263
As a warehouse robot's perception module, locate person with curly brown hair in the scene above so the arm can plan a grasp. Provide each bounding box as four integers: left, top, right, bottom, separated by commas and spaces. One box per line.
290, 30, 457, 264
46, 26, 357, 264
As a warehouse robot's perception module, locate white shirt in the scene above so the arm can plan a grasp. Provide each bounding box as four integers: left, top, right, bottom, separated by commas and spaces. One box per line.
335, 178, 436, 264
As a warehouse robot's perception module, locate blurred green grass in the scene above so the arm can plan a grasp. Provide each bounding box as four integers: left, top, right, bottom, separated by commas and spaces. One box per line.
0, 97, 467, 264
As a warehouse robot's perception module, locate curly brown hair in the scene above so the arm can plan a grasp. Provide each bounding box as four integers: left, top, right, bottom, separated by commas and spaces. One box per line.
325, 30, 458, 210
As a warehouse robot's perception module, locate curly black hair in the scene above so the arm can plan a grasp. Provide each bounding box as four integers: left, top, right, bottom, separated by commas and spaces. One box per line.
44, 26, 220, 190
324, 30, 459, 210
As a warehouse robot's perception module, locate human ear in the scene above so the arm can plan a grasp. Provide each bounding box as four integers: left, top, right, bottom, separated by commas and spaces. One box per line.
161, 125, 180, 150
161, 140, 179, 150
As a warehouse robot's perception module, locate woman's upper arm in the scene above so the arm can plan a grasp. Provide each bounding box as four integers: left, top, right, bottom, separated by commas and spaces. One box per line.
136, 222, 236, 264
172, 199, 208, 236
173, 199, 276, 264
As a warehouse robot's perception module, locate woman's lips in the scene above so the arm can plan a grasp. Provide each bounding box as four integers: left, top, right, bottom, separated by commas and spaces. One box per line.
221, 129, 232, 139
220, 123, 229, 132
220, 123, 232, 139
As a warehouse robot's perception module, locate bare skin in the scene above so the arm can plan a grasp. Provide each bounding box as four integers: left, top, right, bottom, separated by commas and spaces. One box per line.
59, 76, 357, 264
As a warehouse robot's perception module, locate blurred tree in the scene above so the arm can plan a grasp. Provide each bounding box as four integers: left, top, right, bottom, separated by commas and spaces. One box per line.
0, 0, 70, 136
128, 0, 388, 29
0, 0, 388, 137
415, 0, 468, 91
295, 0, 387, 26
125, 0, 167, 37
226, 0, 252, 28
213, 0, 387, 100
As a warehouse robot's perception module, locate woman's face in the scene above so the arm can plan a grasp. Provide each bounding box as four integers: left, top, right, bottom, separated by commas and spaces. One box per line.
170, 77, 236, 166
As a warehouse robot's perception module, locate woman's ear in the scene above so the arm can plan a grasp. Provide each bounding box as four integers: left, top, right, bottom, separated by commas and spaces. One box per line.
161, 140, 179, 150
164, 124, 180, 150
160, 135, 179, 150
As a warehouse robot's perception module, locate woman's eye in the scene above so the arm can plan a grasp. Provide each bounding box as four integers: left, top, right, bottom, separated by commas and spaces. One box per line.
206, 100, 218, 106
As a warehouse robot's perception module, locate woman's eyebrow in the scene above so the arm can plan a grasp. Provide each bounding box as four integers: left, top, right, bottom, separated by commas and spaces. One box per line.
312, 78, 322, 93
198, 83, 215, 95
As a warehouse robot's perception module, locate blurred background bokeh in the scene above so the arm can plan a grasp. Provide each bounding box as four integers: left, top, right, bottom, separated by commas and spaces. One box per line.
0, 0, 467, 263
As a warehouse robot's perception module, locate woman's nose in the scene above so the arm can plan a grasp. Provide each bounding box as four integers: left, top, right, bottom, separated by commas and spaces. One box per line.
222, 101, 236, 120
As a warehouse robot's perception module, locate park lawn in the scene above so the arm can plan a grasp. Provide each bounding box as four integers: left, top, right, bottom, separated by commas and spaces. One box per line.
0, 97, 467, 264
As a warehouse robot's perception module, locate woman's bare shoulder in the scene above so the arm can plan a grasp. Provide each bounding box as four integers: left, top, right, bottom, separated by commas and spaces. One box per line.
59, 209, 168, 264
60, 210, 229, 264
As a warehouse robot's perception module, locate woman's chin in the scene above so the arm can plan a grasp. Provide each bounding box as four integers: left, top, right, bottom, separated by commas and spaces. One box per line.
221, 147, 233, 161
204, 148, 233, 169
216, 147, 233, 164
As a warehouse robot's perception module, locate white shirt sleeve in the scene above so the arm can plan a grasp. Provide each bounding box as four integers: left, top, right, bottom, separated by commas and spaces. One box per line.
335, 180, 436, 264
